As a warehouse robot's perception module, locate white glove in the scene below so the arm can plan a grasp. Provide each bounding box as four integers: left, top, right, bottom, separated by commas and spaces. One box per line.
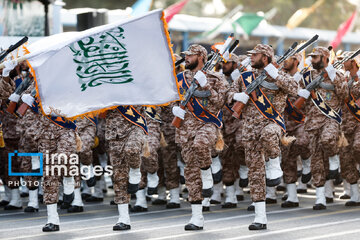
233, 92, 249, 104
298, 89, 311, 99
241, 57, 251, 67
305, 57, 312, 67
2, 60, 17, 77
293, 72, 302, 83
264, 63, 279, 79
325, 64, 336, 82
222, 51, 230, 61
231, 69, 241, 81
194, 70, 207, 87
21, 94, 35, 106
172, 106, 186, 120
8, 93, 21, 102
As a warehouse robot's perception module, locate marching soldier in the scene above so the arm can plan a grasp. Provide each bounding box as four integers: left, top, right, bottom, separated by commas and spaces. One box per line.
280, 53, 311, 208
338, 51, 360, 206
172, 44, 229, 230
105, 106, 146, 231
132, 108, 161, 212
1, 60, 23, 210
297, 47, 348, 210
228, 44, 298, 230
219, 54, 246, 208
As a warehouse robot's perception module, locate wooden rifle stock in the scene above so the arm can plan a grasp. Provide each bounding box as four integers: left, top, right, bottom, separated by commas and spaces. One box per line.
231, 91, 256, 118
231, 101, 244, 119
6, 101, 17, 114
16, 102, 30, 116
171, 105, 186, 128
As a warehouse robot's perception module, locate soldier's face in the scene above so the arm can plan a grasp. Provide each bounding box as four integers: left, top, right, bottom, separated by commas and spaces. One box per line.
311, 55, 325, 70
343, 60, 353, 71
185, 54, 200, 70
251, 53, 265, 69
222, 61, 236, 76
283, 58, 295, 71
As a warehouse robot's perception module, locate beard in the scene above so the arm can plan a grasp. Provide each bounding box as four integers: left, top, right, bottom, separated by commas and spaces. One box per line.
283, 62, 294, 71
185, 59, 199, 70
312, 57, 325, 70
251, 59, 265, 69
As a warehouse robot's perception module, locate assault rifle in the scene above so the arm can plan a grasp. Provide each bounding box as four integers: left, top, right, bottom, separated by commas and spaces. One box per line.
172, 34, 237, 128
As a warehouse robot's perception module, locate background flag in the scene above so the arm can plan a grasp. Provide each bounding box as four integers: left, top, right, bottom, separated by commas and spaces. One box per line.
330, 10, 357, 49
232, 13, 264, 36
164, 0, 190, 23
286, 0, 325, 29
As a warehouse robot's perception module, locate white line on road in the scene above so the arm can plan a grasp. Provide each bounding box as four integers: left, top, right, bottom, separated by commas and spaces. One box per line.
221, 217, 360, 240
299, 228, 360, 240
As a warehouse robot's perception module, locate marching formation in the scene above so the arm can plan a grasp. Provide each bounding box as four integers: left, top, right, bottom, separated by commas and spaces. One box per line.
0, 33, 360, 234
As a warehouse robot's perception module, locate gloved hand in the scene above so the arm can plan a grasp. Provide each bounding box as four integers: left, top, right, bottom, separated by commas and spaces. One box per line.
21, 93, 35, 106
298, 89, 311, 99
293, 72, 302, 83
194, 70, 207, 87
8, 93, 21, 103
264, 63, 279, 79
172, 106, 186, 120
233, 92, 249, 104
325, 64, 336, 81
2, 60, 17, 77
231, 69, 241, 81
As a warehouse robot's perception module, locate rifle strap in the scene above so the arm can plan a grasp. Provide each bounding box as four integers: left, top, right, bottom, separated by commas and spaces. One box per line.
240, 71, 286, 132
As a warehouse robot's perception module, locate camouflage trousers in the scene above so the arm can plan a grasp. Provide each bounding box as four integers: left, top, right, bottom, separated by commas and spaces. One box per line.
19, 134, 40, 190
157, 131, 180, 190
41, 130, 79, 205
181, 124, 217, 202
221, 130, 245, 186
243, 123, 282, 202
340, 125, 360, 184
0, 138, 20, 189
139, 129, 160, 189
73, 150, 94, 188
308, 120, 340, 187
108, 127, 144, 204
281, 124, 311, 184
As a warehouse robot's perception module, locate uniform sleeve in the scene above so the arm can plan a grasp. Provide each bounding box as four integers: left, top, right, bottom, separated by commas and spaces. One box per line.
351, 81, 360, 100
0, 77, 15, 100
274, 72, 299, 97
226, 76, 242, 104
333, 72, 348, 103
199, 73, 229, 109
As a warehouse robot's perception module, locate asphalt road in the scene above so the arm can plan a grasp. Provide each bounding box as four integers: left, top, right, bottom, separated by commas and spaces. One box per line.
1, 185, 360, 240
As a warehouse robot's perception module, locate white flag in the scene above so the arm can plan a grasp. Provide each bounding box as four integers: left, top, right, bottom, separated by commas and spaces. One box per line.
26, 10, 179, 118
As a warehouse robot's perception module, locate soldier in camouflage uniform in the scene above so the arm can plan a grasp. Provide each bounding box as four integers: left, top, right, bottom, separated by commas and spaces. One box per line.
154, 54, 183, 208
280, 53, 311, 208
172, 44, 229, 230
132, 109, 161, 212
32, 113, 78, 232
105, 107, 145, 231
228, 44, 298, 230
16, 81, 42, 212
0, 60, 23, 210
297, 47, 348, 210
157, 104, 181, 208
338, 51, 360, 206
218, 54, 246, 208
0, 60, 19, 208
71, 117, 97, 212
